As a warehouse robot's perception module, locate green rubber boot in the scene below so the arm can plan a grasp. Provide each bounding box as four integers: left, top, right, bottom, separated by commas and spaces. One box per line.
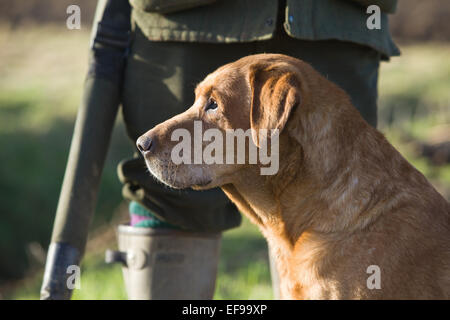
106, 203, 221, 300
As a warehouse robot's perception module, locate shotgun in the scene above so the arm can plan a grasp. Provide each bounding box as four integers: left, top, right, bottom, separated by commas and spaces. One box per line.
40, 0, 131, 300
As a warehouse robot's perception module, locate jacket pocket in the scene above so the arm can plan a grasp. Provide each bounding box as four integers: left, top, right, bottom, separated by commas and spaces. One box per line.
130, 0, 217, 14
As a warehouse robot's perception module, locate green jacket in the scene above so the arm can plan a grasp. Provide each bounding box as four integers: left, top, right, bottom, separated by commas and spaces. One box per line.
130, 0, 400, 59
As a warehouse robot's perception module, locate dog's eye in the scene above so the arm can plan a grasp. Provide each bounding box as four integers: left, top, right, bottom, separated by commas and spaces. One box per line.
205, 98, 218, 112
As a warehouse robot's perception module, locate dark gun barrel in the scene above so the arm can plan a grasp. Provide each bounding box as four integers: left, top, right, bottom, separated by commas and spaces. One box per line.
40, 0, 131, 300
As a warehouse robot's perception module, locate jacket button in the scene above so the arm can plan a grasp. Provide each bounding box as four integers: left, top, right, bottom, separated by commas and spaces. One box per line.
265, 18, 274, 26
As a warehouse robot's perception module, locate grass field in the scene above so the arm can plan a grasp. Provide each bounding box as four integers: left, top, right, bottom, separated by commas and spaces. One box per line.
0, 25, 449, 300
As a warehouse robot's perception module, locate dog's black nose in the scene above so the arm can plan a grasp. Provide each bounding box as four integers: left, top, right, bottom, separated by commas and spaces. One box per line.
136, 135, 154, 155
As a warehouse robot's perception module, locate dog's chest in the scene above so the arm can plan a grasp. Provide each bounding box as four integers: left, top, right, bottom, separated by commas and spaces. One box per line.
278, 257, 337, 299
269, 236, 346, 300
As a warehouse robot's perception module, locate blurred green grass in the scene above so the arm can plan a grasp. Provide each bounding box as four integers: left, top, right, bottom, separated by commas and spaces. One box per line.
8, 218, 273, 300
0, 25, 449, 299
0, 25, 131, 283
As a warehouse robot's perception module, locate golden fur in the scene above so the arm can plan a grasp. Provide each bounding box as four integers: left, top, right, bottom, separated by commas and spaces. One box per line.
138, 54, 450, 299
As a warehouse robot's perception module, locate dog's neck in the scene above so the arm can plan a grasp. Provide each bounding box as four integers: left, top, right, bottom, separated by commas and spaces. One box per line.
220, 98, 422, 299
220, 135, 309, 247
221, 98, 397, 250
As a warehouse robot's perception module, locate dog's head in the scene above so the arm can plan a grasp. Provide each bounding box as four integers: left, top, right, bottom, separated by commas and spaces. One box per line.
136, 54, 306, 189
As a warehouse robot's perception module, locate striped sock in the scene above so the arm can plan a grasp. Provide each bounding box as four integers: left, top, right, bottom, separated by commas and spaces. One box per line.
129, 201, 177, 229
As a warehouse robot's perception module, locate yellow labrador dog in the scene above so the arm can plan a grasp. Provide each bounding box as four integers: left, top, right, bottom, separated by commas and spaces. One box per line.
136, 54, 450, 299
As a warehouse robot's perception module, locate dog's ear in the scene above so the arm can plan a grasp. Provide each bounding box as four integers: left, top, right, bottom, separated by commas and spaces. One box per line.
248, 62, 301, 147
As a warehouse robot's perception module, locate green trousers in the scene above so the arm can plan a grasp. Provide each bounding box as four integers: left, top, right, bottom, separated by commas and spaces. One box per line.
118, 24, 381, 232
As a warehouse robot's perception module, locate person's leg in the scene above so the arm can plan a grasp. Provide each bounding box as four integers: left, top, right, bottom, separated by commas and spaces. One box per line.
119, 26, 262, 232
117, 25, 258, 299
